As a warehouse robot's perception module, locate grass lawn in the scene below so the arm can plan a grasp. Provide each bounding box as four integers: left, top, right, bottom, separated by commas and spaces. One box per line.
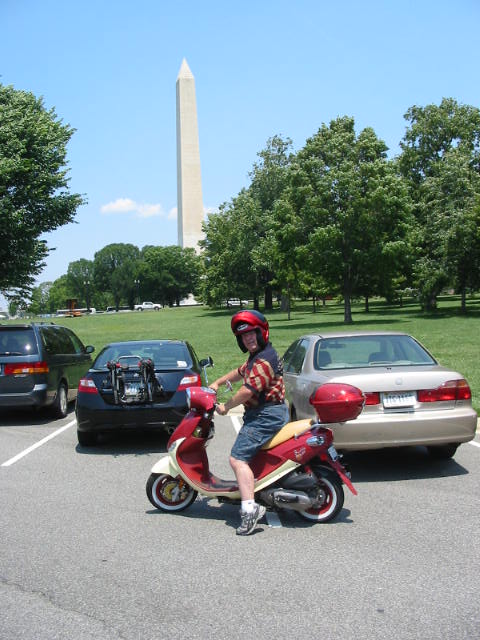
28, 296, 480, 413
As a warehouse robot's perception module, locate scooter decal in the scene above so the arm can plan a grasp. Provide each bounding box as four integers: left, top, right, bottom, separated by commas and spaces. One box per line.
294, 447, 307, 462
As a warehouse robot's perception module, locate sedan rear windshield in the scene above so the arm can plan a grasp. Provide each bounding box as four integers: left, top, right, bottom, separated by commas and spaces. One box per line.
94, 342, 193, 369
314, 335, 436, 370
0, 328, 39, 356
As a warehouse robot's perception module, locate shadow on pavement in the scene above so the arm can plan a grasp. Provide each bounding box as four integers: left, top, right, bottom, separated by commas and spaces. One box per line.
75, 429, 170, 456
342, 445, 468, 482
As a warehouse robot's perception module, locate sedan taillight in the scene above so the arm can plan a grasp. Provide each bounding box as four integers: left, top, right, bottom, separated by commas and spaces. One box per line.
177, 373, 201, 391
418, 379, 471, 402
4, 361, 49, 374
364, 392, 381, 405
78, 378, 99, 394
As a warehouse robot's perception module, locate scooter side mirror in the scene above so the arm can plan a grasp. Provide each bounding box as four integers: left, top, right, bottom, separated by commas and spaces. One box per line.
199, 356, 214, 385
309, 383, 365, 423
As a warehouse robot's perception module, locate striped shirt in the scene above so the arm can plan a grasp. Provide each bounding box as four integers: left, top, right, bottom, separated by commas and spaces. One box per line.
238, 342, 285, 408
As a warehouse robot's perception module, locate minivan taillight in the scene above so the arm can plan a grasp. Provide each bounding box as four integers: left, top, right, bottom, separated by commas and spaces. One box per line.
78, 378, 99, 394
4, 361, 49, 375
418, 379, 471, 402
177, 373, 201, 391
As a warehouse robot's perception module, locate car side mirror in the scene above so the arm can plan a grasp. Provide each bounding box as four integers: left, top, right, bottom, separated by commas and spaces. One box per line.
85, 345, 95, 354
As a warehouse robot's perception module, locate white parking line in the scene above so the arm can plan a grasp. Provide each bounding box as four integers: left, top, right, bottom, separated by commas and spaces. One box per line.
1, 419, 76, 467
469, 441, 480, 448
231, 415, 242, 433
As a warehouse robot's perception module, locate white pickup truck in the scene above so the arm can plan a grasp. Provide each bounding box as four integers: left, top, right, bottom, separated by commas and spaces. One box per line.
134, 301, 162, 311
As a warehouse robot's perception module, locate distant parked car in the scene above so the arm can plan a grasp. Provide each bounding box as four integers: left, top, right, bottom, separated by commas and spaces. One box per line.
283, 331, 477, 459
134, 301, 162, 311
226, 298, 249, 308
75, 339, 213, 446
0, 323, 94, 417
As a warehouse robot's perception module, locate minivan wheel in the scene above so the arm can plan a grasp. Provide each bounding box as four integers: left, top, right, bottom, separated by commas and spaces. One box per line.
77, 430, 98, 447
52, 383, 68, 418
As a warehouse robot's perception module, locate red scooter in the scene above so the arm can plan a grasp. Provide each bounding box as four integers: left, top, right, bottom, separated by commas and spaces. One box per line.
146, 382, 364, 523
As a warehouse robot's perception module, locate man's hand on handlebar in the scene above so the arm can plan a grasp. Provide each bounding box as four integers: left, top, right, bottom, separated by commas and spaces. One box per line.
216, 403, 228, 416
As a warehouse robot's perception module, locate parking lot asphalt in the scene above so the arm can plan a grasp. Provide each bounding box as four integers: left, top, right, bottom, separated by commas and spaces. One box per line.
1, 407, 479, 640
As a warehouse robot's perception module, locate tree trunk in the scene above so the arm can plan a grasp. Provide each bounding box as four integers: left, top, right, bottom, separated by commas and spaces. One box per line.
365, 296, 369, 313
264, 286, 273, 311
344, 293, 353, 324
280, 293, 290, 318
461, 287, 467, 313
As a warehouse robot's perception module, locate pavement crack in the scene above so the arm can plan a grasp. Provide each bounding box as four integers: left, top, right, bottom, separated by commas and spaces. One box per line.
0, 574, 128, 639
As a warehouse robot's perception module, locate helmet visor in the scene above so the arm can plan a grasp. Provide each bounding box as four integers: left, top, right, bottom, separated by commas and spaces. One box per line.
234, 322, 256, 335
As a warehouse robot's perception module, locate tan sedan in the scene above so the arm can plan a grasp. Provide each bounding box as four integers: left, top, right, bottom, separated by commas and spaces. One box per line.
283, 331, 477, 458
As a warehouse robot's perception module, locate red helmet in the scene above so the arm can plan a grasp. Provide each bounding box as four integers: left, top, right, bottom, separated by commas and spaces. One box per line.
231, 310, 269, 352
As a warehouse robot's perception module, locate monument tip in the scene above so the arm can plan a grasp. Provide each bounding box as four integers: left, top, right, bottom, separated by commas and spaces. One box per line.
177, 58, 194, 80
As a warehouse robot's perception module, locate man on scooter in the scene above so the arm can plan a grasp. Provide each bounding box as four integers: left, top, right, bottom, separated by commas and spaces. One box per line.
209, 310, 289, 535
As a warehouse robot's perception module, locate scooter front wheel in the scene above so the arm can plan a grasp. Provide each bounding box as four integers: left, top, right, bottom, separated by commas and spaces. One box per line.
146, 473, 198, 511
299, 472, 344, 522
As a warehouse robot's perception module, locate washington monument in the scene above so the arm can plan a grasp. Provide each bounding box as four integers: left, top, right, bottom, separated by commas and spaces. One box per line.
176, 59, 204, 251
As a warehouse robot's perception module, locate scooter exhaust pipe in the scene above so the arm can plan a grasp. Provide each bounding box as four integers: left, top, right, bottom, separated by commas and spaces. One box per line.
261, 489, 313, 512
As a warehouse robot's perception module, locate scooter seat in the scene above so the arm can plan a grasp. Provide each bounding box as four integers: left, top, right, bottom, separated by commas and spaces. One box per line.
261, 419, 313, 450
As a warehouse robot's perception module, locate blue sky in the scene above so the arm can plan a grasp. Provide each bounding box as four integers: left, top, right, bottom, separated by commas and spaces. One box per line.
1, 0, 479, 296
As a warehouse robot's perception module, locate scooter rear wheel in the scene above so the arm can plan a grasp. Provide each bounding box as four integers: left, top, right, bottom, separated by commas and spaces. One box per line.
146, 473, 198, 511
299, 472, 344, 522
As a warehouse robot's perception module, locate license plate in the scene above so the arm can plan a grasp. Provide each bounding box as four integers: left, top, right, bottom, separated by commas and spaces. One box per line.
328, 445, 339, 461
382, 392, 416, 408
125, 383, 141, 397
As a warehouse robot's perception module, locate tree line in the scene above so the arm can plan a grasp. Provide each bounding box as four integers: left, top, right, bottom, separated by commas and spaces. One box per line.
201, 100, 480, 322
27, 244, 202, 315
2, 83, 480, 321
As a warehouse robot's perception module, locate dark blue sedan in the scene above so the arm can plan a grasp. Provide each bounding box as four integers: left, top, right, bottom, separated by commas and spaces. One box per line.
75, 340, 213, 446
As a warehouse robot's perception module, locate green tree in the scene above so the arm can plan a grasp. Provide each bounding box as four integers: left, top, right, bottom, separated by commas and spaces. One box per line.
66, 258, 94, 309
27, 282, 52, 316
287, 117, 410, 323
201, 193, 262, 307
45, 275, 74, 313
399, 98, 480, 310
201, 136, 293, 310
248, 135, 294, 308
138, 245, 202, 306
93, 244, 140, 309
421, 149, 480, 311
0, 84, 85, 300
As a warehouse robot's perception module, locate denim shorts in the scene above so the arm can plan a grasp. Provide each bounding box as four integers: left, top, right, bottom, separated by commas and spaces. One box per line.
230, 403, 289, 463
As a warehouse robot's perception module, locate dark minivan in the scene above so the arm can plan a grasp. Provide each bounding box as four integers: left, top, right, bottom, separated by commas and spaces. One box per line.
0, 323, 94, 418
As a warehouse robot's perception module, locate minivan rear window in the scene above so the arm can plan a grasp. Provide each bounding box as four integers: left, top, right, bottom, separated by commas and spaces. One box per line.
0, 328, 39, 356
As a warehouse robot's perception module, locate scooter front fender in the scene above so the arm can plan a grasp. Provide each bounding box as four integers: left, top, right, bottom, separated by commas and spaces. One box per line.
152, 438, 184, 478
150, 455, 177, 476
